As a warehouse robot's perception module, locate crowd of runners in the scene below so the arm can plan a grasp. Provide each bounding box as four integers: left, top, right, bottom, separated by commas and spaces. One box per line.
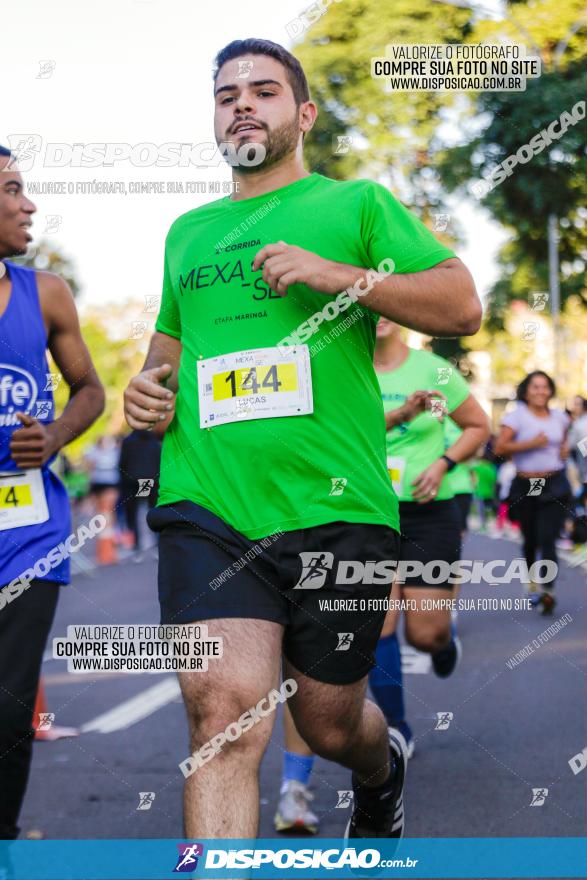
1, 37, 585, 848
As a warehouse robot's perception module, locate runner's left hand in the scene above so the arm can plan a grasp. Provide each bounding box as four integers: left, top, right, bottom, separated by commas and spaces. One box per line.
9, 413, 60, 468
252, 241, 343, 296
411, 458, 448, 504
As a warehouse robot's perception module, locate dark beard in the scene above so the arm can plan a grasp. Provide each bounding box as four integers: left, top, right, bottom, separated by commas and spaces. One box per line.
235, 113, 300, 174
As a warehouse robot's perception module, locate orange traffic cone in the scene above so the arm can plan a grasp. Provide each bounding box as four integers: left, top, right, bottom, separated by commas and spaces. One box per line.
96, 523, 118, 564
95, 490, 118, 565
33, 679, 78, 741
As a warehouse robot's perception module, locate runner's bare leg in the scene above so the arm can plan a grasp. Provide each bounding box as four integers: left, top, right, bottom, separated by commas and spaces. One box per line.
178, 618, 283, 837
285, 660, 391, 787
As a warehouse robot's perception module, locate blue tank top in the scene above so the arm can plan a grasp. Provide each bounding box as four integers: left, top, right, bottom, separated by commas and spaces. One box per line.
0, 262, 71, 586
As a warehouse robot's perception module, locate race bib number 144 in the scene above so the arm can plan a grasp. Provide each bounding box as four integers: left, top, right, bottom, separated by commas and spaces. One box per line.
197, 346, 313, 428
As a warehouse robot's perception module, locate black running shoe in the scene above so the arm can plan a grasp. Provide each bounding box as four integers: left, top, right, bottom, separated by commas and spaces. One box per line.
345, 727, 408, 839
538, 592, 556, 616
431, 635, 462, 678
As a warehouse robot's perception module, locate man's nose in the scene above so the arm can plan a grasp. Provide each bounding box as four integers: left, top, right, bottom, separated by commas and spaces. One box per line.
233, 92, 255, 115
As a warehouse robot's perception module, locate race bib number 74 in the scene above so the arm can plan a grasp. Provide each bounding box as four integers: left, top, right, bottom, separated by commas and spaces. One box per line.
0, 469, 49, 531
197, 346, 313, 428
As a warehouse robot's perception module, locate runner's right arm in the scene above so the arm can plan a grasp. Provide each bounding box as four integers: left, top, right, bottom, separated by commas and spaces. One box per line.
123, 331, 181, 436
384, 390, 451, 431
494, 425, 548, 457
384, 390, 441, 431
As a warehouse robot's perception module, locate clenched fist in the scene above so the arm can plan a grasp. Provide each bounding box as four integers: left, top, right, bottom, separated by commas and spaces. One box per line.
123, 364, 176, 434
10, 413, 60, 468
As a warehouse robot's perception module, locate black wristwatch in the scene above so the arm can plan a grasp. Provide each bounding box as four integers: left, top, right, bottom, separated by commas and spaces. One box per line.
441, 454, 457, 472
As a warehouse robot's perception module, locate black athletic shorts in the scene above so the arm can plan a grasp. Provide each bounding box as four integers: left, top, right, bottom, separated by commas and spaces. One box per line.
147, 501, 401, 685
453, 492, 473, 532
397, 498, 462, 589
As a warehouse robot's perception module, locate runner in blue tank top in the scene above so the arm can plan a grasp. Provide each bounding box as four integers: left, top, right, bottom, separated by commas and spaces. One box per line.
0, 146, 105, 839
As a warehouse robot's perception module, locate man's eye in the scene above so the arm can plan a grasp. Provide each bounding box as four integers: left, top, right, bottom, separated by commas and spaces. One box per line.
221, 97, 234, 104
258, 91, 275, 97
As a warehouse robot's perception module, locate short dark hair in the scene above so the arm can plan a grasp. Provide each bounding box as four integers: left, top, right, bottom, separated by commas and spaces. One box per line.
213, 39, 310, 106
516, 370, 556, 402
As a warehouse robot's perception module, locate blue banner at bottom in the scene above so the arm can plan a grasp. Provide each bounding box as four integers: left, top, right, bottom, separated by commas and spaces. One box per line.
0, 837, 586, 879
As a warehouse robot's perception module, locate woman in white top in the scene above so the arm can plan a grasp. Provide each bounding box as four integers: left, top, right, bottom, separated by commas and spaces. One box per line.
494, 371, 570, 615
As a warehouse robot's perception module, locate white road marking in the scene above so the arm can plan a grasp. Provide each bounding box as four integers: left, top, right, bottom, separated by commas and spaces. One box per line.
80, 677, 181, 734
76, 651, 425, 734
559, 547, 587, 571
401, 645, 432, 674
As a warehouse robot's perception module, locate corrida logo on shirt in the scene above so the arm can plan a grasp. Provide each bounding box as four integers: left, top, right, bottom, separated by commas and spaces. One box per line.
177, 246, 282, 304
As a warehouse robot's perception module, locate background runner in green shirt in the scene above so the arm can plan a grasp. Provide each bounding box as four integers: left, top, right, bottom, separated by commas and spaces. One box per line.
374, 317, 489, 668
378, 347, 470, 502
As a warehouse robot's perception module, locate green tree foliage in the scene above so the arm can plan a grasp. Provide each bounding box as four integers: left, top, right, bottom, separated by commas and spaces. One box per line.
297, 0, 472, 198
437, 0, 587, 326
13, 239, 81, 297
293, 0, 587, 366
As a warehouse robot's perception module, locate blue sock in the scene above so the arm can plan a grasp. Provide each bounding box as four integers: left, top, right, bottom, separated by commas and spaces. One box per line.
282, 751, 315, 788
369, 633, 405, 726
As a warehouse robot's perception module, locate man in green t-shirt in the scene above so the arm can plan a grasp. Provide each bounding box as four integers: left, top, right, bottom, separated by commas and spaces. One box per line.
123, 37, 481, 842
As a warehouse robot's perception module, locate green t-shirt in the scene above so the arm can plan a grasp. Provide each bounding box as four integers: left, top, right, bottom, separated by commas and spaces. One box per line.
155, 173, 455, 539
444, 417, 474, 495
378, 349, 469, 502
472, 459, 498, 500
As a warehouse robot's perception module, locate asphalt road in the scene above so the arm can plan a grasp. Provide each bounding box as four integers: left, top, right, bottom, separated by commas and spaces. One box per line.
19, 529, 587, 846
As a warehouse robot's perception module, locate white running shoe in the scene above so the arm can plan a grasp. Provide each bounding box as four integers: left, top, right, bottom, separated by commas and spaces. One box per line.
274, 779, 319, 834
